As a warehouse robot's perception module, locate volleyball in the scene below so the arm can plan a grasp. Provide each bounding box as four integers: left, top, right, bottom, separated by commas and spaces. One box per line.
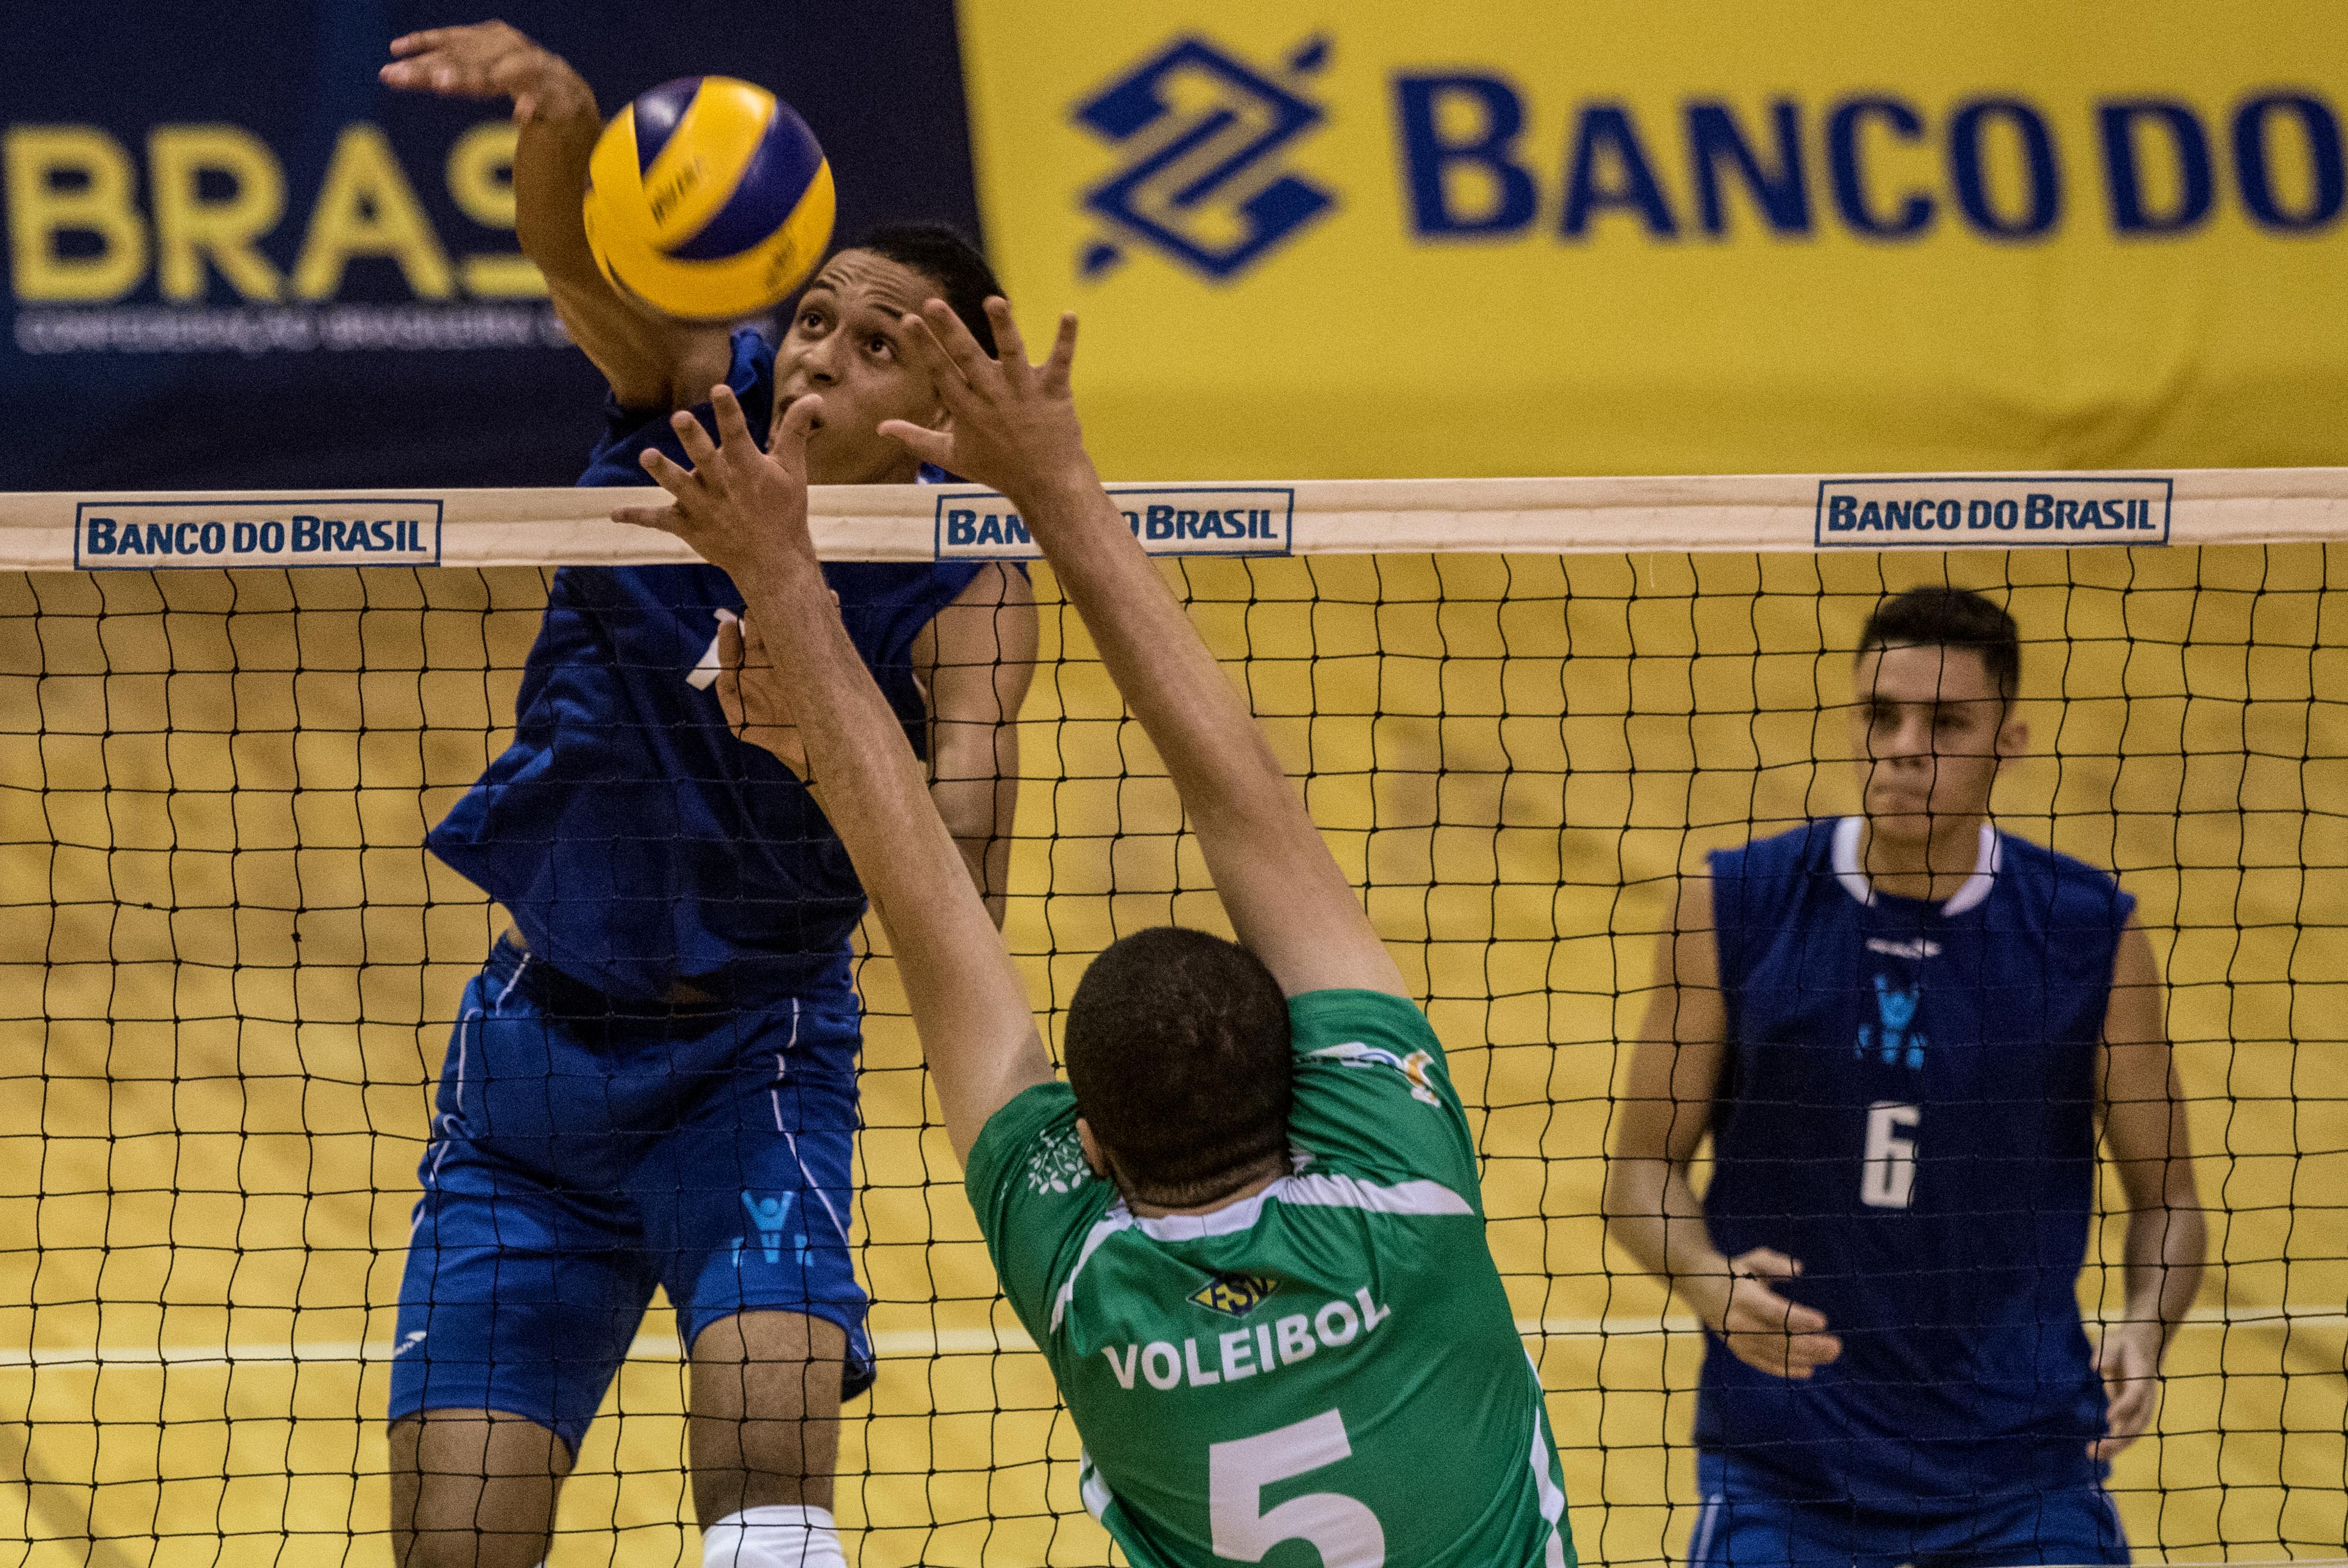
582, 76, 835, 323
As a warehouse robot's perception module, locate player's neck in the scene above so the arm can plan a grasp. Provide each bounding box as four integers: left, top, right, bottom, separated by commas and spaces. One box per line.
1858, 813, 1988, 904
1120, 1163, 1286, 1220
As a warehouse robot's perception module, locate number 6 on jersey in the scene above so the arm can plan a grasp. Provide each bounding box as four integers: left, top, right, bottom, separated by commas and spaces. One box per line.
1861, 1100, 1920, 1209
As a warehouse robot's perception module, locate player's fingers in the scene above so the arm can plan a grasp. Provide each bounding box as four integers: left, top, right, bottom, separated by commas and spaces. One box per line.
720, 616, 758, 683
740, 616, 781, 675
610, 500, 684, 533
714, 628, 750, 732
877, 418, 954, 468
2089, 1390, 2154, 1461
669, 410, 721, 474
637, 446, 701, 501
1041, 311, 1078, 395
1724, 1275, 1800, 1327
1749, 1328, 1839, 1377
710, 384, 758, 454
894, 310, 970, 394
386, 30, 447, 56
986, 298, 1031, 382
923, 298, 1000, 387
1728, 1333, 1814, 1381
1777, 1299, 1831, 1337
2106, 1380, 2155, 1435
769, 393, 823, 460
1734, 1248, 1803, 1281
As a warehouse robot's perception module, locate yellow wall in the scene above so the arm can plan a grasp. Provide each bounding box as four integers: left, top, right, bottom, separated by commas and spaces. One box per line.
958, 2, 2348, 479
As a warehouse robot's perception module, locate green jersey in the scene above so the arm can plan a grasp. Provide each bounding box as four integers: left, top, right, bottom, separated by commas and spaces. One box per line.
967, 989, 1573, 1568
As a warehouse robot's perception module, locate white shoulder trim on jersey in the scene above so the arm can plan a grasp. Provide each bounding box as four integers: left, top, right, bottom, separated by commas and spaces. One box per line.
1048, 1211, 1134, 1334
1053, 1175, 1472, 1328
1124, 1171, 1474, 1243
1831, 815, 1999, 915
1276, 1172, 1475, 1216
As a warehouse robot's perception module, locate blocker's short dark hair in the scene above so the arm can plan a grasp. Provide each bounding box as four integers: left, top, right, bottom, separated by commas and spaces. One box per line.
1857, 586, 2022, 702
847, 222, 1002, 357
1063, 926, 1293, 1205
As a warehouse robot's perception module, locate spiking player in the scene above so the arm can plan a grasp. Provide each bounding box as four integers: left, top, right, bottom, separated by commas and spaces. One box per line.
1607, 587, 2206, 1567
620, 295, 1576, 1567
380, 24, 1036, 1568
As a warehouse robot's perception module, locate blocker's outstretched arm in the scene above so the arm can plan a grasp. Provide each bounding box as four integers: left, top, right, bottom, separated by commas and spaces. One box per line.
612, 387, 1052, 1162
381, 21, 730, 409
880, 300, 1406, 999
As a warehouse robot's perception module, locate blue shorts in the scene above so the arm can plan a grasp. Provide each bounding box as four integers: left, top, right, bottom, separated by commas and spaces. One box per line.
1688, 1452, 2130, 1568
389, 938, 873, 1455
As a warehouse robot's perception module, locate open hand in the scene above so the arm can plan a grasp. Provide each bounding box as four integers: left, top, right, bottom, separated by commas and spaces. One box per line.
612, 384, 824, 591
2090, 1318, 2165, 1460
1703, 1248, 1844, 1380
380, 21, 592, 123
879, 298, 1088, 506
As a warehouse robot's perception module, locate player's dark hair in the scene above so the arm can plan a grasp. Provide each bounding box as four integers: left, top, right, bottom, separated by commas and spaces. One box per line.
848, 222, 1001, 357
1064, 927, 1294, 1207
1857, 586, 2022, 703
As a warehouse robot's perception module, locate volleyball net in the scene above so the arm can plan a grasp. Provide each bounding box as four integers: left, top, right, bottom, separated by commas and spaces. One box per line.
1, 472, 2343, 1566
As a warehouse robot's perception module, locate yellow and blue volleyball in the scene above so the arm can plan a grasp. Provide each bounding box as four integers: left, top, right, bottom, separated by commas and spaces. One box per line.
583, 76, 835, 323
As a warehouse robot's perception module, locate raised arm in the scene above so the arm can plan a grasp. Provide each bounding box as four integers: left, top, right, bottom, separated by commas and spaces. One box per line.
613, 386, 1052, 1161
915, 564, 1037, 928
879, 300, 1404, 998
381, 21, 731, 410
1604, 876, 1843, 1379
2090, 915, 2205, 1459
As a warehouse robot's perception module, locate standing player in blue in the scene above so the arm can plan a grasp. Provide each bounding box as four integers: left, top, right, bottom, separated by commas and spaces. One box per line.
1606, 587, 2206, 1567
380, 24, 1037, 1568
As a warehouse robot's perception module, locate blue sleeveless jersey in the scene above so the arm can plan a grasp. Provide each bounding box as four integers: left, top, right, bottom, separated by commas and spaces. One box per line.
1697, 817, 2134, 1503
427, 329, 986, 1008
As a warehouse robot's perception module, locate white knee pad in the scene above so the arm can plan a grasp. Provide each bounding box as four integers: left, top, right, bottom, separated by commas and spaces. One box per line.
702, 1504, 846, 1568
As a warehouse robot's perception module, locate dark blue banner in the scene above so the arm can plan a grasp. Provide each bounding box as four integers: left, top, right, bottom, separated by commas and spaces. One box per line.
0, 1, 983, 489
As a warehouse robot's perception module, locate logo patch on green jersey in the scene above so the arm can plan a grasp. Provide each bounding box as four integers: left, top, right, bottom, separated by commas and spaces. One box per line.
1024, 1127, 1095, 1196
1189, 1272, 1281, 1317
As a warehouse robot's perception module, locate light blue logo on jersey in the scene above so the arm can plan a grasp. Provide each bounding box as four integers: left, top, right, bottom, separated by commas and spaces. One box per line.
1858, 974, 1926, 1069
739, 1191, 801, 1266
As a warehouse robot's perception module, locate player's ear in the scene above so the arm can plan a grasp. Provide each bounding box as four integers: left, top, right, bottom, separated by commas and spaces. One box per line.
1995, 709, 2029, 769
1075, 1118, 1111, 1179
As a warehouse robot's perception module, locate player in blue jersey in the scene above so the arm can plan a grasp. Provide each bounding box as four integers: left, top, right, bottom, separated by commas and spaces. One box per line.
381, 25, 1037, 1568
1605, 587, 2206, 1567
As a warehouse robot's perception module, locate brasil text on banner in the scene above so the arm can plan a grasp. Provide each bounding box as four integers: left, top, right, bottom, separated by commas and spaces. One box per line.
956, 1, 2348, 480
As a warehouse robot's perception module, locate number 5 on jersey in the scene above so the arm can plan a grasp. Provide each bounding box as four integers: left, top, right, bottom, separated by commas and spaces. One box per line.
1210, 1410, 1385, 1566
1861, 1100, 1919, 1209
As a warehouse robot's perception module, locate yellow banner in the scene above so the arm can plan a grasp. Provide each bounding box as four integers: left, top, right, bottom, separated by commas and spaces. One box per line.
957, 2, 2348, 479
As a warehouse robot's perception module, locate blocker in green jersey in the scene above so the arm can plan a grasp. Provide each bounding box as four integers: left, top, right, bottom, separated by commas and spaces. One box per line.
970, 989, 1569, 1568
619, 290, 1575, 1568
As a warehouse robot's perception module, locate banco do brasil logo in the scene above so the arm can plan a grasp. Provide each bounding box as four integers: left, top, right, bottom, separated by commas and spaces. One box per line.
1074, 35, 1334, 281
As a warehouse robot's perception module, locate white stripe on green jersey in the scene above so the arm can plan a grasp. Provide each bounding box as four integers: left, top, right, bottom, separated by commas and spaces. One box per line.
967, 989, 1575, 1568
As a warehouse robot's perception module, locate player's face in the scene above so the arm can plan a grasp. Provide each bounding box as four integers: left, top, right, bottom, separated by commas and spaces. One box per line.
1849, 643, 2026, 842
775, 250, 948, 485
